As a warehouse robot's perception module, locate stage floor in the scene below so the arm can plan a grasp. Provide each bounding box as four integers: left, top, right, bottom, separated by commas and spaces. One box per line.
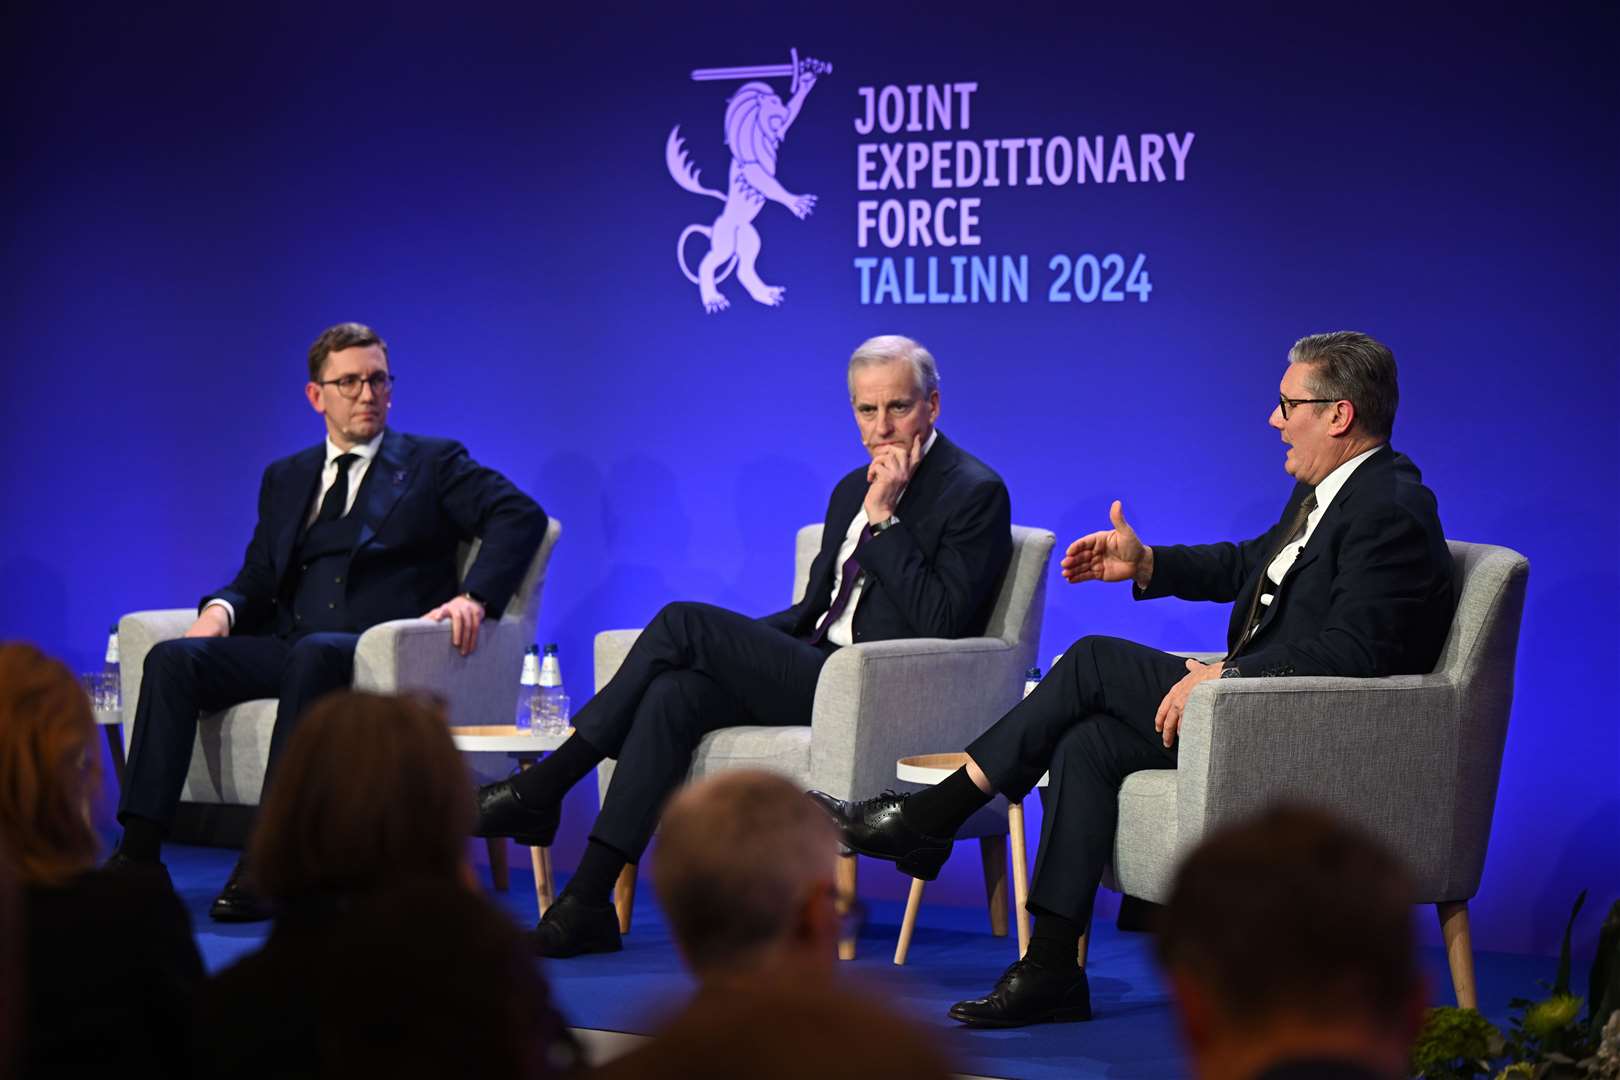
170, 844, 1549, 1080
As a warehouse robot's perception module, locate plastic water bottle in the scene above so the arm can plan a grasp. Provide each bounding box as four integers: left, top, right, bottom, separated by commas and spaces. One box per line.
515, 645, 542, 732
1023, 666, 1041, 700
101, 625, 122, 712
537, 643, 569, 736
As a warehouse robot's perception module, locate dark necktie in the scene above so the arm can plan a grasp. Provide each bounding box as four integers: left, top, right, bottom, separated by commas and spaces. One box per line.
314, 453, 359, 525
806, 524, 873, 645
1228, 490, 1317, 657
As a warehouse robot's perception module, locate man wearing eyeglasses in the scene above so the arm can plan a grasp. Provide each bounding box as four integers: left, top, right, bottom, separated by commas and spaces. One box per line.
815, 330, 1454, 1028
110, 322, 546, 922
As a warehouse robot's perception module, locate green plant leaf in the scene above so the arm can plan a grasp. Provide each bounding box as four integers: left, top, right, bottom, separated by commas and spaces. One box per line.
1555, 890, 1586, 996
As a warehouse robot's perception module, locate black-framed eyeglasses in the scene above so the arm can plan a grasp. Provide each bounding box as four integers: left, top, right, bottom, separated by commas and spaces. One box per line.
316, 373, 396, 399
1277, 394, 1336, 420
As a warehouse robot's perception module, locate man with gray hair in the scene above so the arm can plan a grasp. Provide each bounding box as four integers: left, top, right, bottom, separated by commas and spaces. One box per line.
477, 334, 1012, 958
591, 771, 957, 1080
817, 331, 1454, 1027
653, 771, 841, 979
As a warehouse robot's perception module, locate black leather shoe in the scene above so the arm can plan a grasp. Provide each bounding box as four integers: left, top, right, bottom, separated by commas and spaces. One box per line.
949, 958, 1092, 1027
210, 858, 274, 923
529, 893, 622, 958
806, 789, 952, 880
475, 778, 561, 847
103, 850, 174, 891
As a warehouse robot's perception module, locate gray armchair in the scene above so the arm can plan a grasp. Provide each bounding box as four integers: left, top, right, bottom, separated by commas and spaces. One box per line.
594, 523, 1057, 951
1104, 539, 1529, 1008
117, 518, 562, 806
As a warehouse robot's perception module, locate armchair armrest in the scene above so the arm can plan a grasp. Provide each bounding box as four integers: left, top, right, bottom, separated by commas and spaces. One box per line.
117, 609, 199, 720
353, 617, 528, 726
1176, 674, 1463, 893
594, 629, 642, 693
809, 637, 1023, 800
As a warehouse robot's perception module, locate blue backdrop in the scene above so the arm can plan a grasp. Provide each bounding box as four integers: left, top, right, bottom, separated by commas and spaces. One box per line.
4, 1, 1615, 958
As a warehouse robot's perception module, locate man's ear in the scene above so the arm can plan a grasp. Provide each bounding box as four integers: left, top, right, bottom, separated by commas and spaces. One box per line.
1167, 969, 1218, 1052
1328, 398, 1356, 437
305, 382, 325, 416
799, 880, 840, 956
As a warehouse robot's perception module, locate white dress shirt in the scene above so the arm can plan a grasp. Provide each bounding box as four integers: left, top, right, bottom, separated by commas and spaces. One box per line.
822, 429, 939, 646
206, 432, 385, 629
1259, 443, 1383, 606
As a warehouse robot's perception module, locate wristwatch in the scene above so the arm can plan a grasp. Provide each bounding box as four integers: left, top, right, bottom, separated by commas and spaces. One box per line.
1219, 665, 1242, 678
870, 515, 900, 534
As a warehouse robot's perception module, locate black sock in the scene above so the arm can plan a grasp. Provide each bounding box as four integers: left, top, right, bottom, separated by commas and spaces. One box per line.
1026, 912, 1084, 969
563, 839, 628, 907
116, 815, 166, 862
510, 733, 605, 805
900, 767, 991, 838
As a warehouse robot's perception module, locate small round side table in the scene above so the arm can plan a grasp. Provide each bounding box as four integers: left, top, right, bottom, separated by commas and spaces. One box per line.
452, 725, 571, 920
893, 752, 1049, 965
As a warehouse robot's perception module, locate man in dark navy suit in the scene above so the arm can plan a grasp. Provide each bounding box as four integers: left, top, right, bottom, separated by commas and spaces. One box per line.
476, 334, 1013, 958
111, 322, 546, 921
817, 330, 1455, 1027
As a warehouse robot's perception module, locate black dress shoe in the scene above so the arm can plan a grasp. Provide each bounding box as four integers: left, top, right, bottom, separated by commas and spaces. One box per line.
103, 850, 174, 890
806, 789, 953, 880
529, 893, 622, 958
949, 958, 1092, 1027
475, 778, 562, 847
210, 859, 274, 923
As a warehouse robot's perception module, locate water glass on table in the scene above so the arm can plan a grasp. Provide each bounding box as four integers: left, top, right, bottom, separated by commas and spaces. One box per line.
79, 672, 120, 713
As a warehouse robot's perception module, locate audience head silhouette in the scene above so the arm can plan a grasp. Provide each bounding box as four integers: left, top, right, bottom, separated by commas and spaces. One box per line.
0, 642, 101, 884
652, 770, 841, 980
1158, 803, 1425, 1080
248, 690, 472, 905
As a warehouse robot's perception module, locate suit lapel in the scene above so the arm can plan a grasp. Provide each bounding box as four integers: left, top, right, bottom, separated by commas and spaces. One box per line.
896, 431, 956, 517
351, 430, 413, 555
1254, 447, 1393, 635
271, 445, 327, 580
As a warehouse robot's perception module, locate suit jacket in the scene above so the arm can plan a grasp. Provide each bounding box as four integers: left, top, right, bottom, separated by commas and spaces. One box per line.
1139, 446, 1453, 678
760, 431, 1012, 643
204, 430, 546, 636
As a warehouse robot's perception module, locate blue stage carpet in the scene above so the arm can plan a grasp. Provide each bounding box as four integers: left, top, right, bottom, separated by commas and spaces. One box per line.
171, 844, 1552, 1080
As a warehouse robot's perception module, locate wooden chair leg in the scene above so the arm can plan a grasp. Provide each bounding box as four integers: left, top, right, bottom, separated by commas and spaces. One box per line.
1077, 919, 1091, 969
485, 838, 510, 891
836, 852, 859, 960
894, 877, 926, 965
614, 863, 637, 934
980, 835, 1010, 937
1438, 901, 1478, 1009
1009, 800, 1031, 957
532, 846, 554, 918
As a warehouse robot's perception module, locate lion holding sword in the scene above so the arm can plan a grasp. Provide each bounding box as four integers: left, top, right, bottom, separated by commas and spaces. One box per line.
667, 51, 830, 313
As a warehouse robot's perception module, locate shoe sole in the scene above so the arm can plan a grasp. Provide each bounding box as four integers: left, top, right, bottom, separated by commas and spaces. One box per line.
843, 837, 948, 881
948, 1004, 1093, 1028
474, 828, 557, 848
531, 937, 623, 959
209, 907, 273, 924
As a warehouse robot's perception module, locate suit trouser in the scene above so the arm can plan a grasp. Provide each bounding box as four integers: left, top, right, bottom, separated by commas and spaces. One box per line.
966, 635, 1185, 926
573, 601, 832, 858
118, 632, 360, 827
